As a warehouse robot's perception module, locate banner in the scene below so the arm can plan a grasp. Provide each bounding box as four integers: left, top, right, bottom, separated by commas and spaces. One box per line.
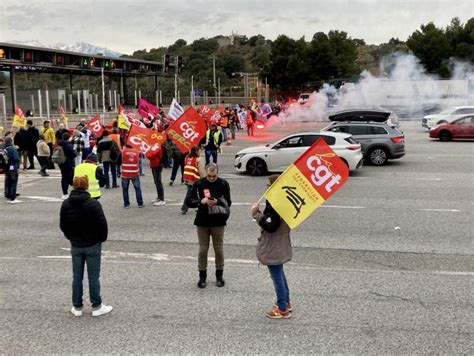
59, 106, 68, 125
126, 125, 166, 155
118, 105, 146, 131
264, 138, 349, 229
259, 103, 273, 117
12, 107, 26, 128
210, 107, 224, 124
87, 115, 104, 138
167, 98, 184, 121
138, 98, 159, 122
166, 107, 207, 154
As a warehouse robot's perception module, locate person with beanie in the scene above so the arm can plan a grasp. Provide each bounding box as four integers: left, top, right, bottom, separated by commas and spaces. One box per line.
250, 174, 293, 319
60, 175, 112, 317
74, 153, 106, 200
3, 136, 21, 203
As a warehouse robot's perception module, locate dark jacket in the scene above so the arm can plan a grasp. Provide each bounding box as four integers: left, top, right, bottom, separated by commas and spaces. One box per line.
4, 142, 20, 169
26, 126, 40, 152
55, 128, 69, 141
186, 177, 232, 227
253, 201, 292, 265
60, 189, 108, 247
14, 129, 28, 151
58, 140, 76, 168
97, 136, 116, 163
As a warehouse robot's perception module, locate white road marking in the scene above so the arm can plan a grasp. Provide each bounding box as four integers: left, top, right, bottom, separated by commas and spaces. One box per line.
419, 208, 461, 212
413, 178, 442, 181
21, 195, 63, 202
322, 205, 365, 209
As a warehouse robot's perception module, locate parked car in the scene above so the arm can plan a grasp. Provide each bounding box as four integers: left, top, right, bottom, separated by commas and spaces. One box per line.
321, 110, 405, 166
429, 115, 474, 141
422, 106, 474, 129
327, 109, 400, 127
234, 131, 363, 176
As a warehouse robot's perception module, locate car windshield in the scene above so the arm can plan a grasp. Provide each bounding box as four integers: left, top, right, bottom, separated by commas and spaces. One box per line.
439, 108, 454, 115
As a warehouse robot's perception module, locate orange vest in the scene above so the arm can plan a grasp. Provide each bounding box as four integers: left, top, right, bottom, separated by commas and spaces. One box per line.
220, 116, 228, 127
183, 156, 199, 183
246, 112, 254, 125
109, 134, 122, 151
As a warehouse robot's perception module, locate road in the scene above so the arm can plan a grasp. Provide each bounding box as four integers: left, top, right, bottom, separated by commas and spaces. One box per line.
1, 121, 472, 354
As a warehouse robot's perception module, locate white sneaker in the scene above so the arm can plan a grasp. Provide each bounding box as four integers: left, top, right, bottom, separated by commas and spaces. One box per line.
70, 307, 83, 317
92, 304, 113, 317
8, 199, 22, 204
61, 194, 68, 200
153, 200, 166, 206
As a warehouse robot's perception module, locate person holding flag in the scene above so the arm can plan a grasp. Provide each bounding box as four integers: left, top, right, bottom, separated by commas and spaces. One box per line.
180, 146, 206, 215
251, 174, 293, 319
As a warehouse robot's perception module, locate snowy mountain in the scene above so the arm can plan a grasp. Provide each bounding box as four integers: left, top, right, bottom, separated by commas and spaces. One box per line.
7, 40, 122, 58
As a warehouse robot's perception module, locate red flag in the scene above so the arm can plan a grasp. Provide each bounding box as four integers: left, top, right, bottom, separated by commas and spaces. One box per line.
138, 98, 159, 121
87, 115, 104, 137
126, 125, 167, 155
166, 107, 207, 154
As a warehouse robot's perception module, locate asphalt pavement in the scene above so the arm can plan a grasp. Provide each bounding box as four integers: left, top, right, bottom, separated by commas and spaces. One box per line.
0, 120, 472, 354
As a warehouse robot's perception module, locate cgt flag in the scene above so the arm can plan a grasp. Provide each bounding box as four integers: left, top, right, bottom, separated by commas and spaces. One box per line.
166, 107, 207, 154
12, 107, 27, 128
59, 106, 68, 126
138, 98, 159, 123
264, 138, 349, 229
87, 115, 104, 138
126, 125, 166, 155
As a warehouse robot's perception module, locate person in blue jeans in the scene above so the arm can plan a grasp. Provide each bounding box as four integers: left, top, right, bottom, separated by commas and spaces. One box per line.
251, 174, 293, 319
202, 124, 222, 166
121, 145, 143, 208
60, 176, 113, 317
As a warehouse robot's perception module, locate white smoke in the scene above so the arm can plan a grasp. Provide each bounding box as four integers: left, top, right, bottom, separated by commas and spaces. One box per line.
276, 53, 474, 124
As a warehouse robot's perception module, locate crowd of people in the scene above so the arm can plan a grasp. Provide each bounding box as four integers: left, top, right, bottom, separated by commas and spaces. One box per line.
2, 101, 294, 319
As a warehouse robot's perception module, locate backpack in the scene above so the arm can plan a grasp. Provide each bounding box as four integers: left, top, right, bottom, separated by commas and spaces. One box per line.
51, 145, 66, 164
0, 147, 8, 172
109, 140, 121, 162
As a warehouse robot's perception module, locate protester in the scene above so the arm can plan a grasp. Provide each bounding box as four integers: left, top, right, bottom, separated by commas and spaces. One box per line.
250, 174, 293, 319
36, 134, 50, 176
41, 120, 56, 169
74, 153, 106, 199
59, 175, 112, 317
186, 163, 231, 288
97, 130, 119, 189
13, 127, 29, 170
55, 123, 69, 142
168, 140, 186, 186
219, 109, 229, 142
109, 127, 124, 178
229, 109, 238, 140
3, 136, 21, 203
146, 145, 168, 206
71, 130, 85, 167
181, 146, 206, 214
121, 144, 144, 208
80, 126, 92, 161
246, 109, 255, 136
202, 123, 223, 166
26, 120, 40, 169
57, 132, 76, 199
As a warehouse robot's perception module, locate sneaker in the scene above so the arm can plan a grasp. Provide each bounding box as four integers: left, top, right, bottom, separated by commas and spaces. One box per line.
70, 307, 83, 317
138, 204, 145, 208
105, 186, 110, 189
61, 194, 68, 200
181, 210, 187, 215
169, 181, 174, 186
153, 200, 166, 206
41, 173, 50, 177
92, 304, 113, 317
8, 199, 22, 204
124, 205, 131, 209
274, 302, 292, 313
266, 306, 291, 319
112, 184, 120, 188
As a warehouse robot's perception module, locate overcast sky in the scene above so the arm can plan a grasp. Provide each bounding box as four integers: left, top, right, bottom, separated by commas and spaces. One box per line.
1, 0, 472, 54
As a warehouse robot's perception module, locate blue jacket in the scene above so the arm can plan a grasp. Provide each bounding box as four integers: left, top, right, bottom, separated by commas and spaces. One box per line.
4, 142, 20, 169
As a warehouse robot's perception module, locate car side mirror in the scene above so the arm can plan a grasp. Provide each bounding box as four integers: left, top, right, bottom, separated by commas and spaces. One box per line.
273, 144, 282, 149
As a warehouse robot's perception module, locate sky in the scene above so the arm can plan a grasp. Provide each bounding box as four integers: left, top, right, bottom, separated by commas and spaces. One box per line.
1, 0, 472, 55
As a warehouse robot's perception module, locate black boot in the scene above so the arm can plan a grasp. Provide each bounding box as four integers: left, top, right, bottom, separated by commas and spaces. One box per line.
197, 270, 207, 288
216, 269, 225, 287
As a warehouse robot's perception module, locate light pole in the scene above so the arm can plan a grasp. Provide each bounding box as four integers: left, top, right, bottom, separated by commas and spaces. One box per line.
232, 72, 258, 106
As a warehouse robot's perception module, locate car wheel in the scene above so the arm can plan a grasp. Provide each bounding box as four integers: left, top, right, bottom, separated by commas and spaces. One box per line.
439, 130, 452, 142
368, 147, 388, 166
246, 158, 267, 176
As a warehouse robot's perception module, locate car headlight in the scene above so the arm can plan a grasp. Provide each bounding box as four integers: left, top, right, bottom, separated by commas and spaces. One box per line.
235, 153, 247, 159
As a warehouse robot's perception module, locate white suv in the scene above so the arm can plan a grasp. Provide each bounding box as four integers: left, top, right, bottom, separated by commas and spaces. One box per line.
422, 106, 474, 129
234, 131, 363, 176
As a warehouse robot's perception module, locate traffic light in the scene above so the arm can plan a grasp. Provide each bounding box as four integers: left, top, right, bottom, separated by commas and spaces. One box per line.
110, 60, 116, 69
177, 56, 183, 74
82, 58, 88, 67
163, 53, 170, 73
54, 53, 64, 65
0, 49, 5, 59
88, 57, 95, 67
104, 60, 110, 69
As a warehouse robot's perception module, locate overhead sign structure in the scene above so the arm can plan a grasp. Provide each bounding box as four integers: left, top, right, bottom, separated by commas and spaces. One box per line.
264, 138, 349, 229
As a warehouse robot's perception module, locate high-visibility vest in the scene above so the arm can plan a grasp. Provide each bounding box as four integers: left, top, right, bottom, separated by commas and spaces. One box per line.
205, 130, 221, 147
121, 148, 139, 178
183, 156, 199, 183
74, 162, 101, 198
246, 112, 254, 125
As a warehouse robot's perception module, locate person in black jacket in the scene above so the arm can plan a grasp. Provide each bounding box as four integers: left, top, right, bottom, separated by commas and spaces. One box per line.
58, 132, 76, 199
59, 176, 113, 317
13, 127, 29, 170
26, 120, 40, 169
185, 163, 232, 288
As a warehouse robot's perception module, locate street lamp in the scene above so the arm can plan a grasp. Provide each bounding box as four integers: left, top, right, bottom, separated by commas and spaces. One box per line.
232, 72, 258, 106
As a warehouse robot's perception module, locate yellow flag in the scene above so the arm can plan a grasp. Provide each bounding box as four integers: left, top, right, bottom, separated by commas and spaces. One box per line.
117, 113, 130, 131
263, 138, 350, 229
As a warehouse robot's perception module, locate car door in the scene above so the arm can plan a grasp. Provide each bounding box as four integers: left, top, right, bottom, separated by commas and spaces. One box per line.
452, 116, 474, 138
346, 125, 371, 154
268, 135, 304, 171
